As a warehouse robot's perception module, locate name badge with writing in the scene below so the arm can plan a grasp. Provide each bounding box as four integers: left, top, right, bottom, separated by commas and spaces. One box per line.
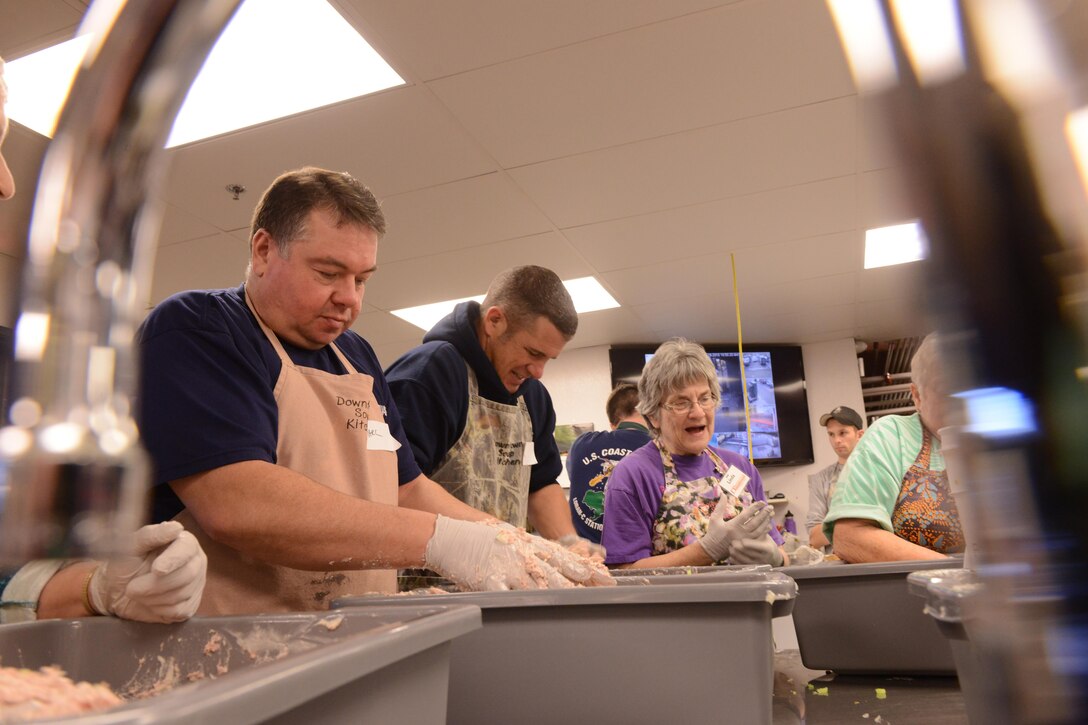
719, 465, 750, 498
366, 420, 402, 452
522, 441, 538, 466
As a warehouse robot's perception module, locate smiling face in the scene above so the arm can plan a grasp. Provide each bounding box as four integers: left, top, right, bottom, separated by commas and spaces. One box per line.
650, 379, 716, 457
825, 418, 863, 463
247, 207, 378, 349
478, 307, 567, 394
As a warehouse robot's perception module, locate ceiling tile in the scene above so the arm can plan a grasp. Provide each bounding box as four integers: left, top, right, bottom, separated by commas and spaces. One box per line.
149, 233, 249, 307
366, 231, 589, 310
338, 0, 740, 80
565, 175, 857, 272
429, 0, 852, 166
162, 85, 499, 232
509, 97, 857, 228
377, 173, 554, 264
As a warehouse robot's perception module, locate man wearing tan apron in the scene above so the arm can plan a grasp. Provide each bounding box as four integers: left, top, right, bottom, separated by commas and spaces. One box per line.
822, 334, 964, 562
138, 170, 612, 615
387, 266, 601, 553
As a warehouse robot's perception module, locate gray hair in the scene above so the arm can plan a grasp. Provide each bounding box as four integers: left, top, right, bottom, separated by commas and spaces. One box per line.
911, 333, 943, 395
637, 338, 721, 435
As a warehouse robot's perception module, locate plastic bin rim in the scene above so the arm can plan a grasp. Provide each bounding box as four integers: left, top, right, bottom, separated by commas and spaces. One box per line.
780, 556, 964, 580
14, 604, 482, 725
333, 575, 798, 611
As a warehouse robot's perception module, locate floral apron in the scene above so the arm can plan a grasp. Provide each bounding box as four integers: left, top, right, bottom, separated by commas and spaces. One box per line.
429, 368, 536, 527
650, 440, 752, 561
175, 292, 399, 615
890, 427, 965, 554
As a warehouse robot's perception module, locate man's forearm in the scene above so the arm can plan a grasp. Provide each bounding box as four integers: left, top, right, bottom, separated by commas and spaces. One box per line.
398, 475, 492, 522
171, 461, 437, 571
832, 518, 947, 563
526, 483, 577, 539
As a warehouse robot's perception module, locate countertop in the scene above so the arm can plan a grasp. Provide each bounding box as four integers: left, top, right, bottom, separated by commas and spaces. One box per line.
773, 650, 968, 724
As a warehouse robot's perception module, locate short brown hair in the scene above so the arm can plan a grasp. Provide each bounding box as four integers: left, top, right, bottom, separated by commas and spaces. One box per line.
481, 265, 578, 340
605, 383, 640, 427
250, 167, 385, 255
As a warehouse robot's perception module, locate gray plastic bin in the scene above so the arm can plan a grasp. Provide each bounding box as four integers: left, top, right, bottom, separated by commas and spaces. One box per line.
908, 568, 1008, 723
0, 604, 481, 724
334, 570, 797, 725
781, 558, 962, 674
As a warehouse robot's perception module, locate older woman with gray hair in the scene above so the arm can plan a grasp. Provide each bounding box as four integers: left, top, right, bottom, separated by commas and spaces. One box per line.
823, 333, 964, 562
600, 339, 787, 568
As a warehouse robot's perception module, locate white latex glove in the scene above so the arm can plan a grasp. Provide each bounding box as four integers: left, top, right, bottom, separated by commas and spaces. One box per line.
698, 501, 773, 562
89, 521, 207, 623
728, 536, 785, 566
424, 516, 614, 591
557, 534, 606, 562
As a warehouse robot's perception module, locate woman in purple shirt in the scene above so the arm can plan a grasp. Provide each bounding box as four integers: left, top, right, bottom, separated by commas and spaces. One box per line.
601, 339, 787, 568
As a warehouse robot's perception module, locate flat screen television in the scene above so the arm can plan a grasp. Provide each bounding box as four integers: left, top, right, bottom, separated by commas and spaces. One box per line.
609, 343, 814, 467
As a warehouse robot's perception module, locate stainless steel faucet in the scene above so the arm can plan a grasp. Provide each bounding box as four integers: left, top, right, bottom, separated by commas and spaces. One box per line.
0, 0, 243, 563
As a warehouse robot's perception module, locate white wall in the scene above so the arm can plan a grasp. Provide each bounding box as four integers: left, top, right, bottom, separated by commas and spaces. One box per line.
542, 337, 865, 530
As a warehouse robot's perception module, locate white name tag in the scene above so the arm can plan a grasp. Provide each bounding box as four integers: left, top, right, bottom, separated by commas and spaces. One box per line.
366, 420, 401, 452
522, 441, 538, 466
719, 465, 750, 498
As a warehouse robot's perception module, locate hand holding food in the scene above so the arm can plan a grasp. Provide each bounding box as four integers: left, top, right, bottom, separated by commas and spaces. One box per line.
424, 516, 614, 590
699, 501, 773, 562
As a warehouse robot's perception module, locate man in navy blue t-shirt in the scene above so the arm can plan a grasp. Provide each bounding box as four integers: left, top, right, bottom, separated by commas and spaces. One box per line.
137, 168, 610, 614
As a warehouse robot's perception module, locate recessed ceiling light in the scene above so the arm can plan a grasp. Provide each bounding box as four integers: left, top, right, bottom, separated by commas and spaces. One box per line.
391, 277, 620, 332
4, 0, 404, 147
864, 221, 928, 269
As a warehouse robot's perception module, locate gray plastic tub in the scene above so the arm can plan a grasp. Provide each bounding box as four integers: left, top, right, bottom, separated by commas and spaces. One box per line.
334, 570, 797, 725
781, 557, 962, 674
908, 568, 1008, 723
0, 604, 481, 724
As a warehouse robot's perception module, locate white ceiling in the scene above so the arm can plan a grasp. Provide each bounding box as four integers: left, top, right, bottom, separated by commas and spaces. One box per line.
1, 0, 1083, 366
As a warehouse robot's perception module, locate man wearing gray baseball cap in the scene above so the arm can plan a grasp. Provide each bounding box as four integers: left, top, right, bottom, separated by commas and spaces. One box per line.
807, 406, 864, 551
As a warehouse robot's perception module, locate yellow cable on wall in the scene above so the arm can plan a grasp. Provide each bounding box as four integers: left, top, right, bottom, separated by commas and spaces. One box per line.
731, 253, 754, 461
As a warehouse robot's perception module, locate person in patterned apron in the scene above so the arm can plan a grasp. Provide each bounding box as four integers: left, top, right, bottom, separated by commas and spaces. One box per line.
601, 339, 788, 568
823, 334, 965, 562
386, 266, 602, 556
0, 58, 207, 626
138, 169, 611, 615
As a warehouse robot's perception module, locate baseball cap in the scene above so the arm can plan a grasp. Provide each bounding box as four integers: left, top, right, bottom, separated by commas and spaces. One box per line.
819, 406, 863, 429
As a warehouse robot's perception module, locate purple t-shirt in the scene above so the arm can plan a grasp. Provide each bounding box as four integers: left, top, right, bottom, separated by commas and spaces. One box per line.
601, 442, 783, 565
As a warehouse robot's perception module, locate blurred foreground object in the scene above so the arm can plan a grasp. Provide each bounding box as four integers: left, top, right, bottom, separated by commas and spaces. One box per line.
0, 0, 242, 563
829, 0, 1088, 721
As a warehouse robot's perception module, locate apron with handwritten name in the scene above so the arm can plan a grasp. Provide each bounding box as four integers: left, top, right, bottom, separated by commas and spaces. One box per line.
175, 292, 399, 615
429, 369, 535, 527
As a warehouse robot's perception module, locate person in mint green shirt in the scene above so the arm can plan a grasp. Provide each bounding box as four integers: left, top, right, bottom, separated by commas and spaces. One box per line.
823, 334, 965, 562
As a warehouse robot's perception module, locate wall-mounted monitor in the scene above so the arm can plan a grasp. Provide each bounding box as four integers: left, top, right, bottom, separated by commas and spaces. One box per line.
609, 343, 814, 467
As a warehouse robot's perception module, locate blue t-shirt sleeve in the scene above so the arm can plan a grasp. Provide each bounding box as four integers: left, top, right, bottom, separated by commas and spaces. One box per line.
385, 344, 468, 476
139, 299, 279, 488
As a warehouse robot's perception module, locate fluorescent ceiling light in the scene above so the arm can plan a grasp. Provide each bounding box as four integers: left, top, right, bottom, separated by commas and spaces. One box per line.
391, 277, 620, 332
889, 0, 965, 86
864, 221, 928, 269
4, 0, 403, 147
1067, 106, 1088, 200
825, 0, 898, 93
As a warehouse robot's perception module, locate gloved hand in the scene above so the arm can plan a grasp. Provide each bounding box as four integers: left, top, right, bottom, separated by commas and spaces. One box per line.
88, 521, 207, 623
698, 501, 773, 562
557, 534, 606, 562
424, 516, 614, 591
728, 535, 785, 566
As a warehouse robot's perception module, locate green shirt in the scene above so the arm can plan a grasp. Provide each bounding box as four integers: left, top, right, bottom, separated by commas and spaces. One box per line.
823, 413, 944, 543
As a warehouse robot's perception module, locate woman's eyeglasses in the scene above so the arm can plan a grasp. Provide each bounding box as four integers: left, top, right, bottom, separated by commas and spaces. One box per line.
662, 394, 717, 414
